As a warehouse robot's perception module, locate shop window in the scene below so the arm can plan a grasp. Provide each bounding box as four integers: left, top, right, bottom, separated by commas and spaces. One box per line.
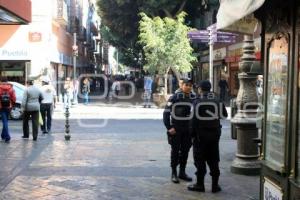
265, 36, 288, 171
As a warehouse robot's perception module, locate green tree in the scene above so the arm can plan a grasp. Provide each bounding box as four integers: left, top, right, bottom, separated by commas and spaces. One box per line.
97, 0, 207, 67
139, 12, 197, 75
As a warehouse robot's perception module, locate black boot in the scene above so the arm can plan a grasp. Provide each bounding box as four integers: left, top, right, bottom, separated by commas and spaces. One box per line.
179, 167, 193, 182
171, 168, 180, 184
212, 176, 221, 193
187, 175, 205, 192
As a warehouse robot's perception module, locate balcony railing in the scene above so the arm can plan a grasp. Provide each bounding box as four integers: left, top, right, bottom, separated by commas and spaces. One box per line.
53, 0, 68, 25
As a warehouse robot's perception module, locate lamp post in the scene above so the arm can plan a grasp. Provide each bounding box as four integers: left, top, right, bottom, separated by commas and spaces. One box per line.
231, 35, 260, 175
72, 33, 78, 105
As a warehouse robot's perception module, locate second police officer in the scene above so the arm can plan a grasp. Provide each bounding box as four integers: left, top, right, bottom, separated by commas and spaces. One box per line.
163, 78, 196, 183
188, 80, 228, 193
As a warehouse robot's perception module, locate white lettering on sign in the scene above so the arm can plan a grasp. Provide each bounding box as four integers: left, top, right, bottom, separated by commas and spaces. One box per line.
263, 178, 283, 200
0, 49, 29, 60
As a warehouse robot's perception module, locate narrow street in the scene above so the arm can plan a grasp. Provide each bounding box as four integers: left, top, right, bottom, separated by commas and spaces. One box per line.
0, 103, 259, 200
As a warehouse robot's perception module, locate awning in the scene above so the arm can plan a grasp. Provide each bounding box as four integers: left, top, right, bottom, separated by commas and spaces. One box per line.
217, 0, 265, 30
0, 0, 31, 24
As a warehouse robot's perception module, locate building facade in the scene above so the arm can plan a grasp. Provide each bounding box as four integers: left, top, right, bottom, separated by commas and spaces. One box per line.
0, 0, 100, 89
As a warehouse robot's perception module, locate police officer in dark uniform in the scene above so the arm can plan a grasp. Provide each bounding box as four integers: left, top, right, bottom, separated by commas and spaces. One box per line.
163, 78, 195, 183
188, 80, 228, 193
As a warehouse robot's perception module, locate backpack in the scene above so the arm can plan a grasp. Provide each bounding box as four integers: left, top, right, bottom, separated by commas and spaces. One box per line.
0, 91, 10, 108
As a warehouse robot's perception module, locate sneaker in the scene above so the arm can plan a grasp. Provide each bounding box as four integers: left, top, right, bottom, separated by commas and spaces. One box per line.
171, 173, 180, 184
33, 138, 37, 141
42, 131, 48, 134
22, 136, 29, 139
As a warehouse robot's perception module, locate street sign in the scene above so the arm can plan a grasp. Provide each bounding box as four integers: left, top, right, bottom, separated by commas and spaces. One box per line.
188, 30, 209, 35
217, 31, 239, 36
187, 26, 238, 44
191, 39, 209, 43
189, 35, 209, 40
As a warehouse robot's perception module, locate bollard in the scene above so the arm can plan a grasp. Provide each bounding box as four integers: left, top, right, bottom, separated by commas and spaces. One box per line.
65, 94, 71, 141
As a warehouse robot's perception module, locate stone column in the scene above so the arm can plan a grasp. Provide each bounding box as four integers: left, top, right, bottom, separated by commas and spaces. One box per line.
231, 35, 261, 175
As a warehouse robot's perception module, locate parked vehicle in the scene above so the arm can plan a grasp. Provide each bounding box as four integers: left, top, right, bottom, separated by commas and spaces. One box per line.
8, 82, 26, 120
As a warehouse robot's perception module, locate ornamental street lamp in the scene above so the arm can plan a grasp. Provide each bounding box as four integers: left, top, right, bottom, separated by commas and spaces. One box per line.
231, 35, 261, 175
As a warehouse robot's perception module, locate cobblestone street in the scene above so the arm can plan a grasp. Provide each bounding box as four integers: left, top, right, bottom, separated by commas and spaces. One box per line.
0, 104, 259, 200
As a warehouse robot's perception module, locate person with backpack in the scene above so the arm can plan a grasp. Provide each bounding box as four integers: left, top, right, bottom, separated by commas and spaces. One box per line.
0, 77, 16, 143
22, 77, 43, 141
188, 80, 228, 193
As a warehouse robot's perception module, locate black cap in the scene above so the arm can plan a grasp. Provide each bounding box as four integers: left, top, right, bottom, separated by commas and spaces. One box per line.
182, 78, 192, 84
198, 80, 211, 91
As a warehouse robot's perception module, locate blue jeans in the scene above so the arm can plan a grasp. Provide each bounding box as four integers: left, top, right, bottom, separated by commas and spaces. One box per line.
84, 92, 89, 104
0, 109, 10, 141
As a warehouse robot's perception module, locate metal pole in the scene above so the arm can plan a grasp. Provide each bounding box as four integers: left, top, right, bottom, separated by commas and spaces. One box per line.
209, 30, 214, 91
73, 32, 78, 104
73, 32, 77, 81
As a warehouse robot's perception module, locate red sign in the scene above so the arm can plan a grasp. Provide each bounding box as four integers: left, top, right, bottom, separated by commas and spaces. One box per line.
29, 32, 42, 42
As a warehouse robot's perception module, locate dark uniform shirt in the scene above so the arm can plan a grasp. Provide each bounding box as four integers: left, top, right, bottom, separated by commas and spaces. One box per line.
163, 91, 196, 130
192, 92, 228, 137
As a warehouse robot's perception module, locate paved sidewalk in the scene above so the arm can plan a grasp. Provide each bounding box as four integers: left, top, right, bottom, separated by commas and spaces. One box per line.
0, 105, 259, 200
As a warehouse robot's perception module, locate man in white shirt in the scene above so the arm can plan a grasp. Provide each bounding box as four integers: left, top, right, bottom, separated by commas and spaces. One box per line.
40, 77, 56, 134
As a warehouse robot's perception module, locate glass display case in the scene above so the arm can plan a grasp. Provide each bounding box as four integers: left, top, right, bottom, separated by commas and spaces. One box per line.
298, 35, 300, 182
265, 36, 288, 171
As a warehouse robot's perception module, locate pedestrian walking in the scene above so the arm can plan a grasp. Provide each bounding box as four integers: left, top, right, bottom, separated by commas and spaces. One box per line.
0, 77, 16, 143
73, 79, 79, 104
40, 77, 56, 134
143, 75, 153, 108
188, 80, 228, 193
63, 77, 73, 108
218, 77, 228, 102
22, 78, 44, 141
82, 78, 90, 105
163, 78, 196, 184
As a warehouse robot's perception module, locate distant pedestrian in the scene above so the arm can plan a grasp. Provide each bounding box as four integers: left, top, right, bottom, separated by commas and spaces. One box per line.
218, 78, 228, 102
63, 77, 73, 108
106, 76, 112, 100
174, 78, 184, 93
172, 75, 178, 94
73, 79, 79, 104
0, 77, 16, 143
188, 80, 228, 193
112, 78, 121, 99
163, 78, 195, 184
22, 78, 44, 141
82, 78, 90, 105
143, 75, 153, 108
40, 77, 56, 134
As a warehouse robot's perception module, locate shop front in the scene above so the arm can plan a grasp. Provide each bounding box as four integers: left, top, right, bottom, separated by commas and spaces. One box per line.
0, 61, 29, 84
0, 43, 31, 84
257, 0, 300, 199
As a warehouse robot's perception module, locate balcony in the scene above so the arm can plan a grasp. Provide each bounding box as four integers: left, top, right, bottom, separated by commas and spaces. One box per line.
53, 0, 68, 25
77, 28, 86, 41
